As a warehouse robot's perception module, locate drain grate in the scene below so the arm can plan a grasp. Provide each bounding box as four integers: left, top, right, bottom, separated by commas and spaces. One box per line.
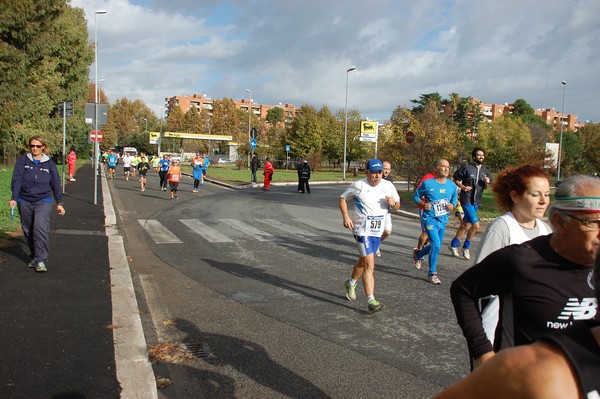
182, 342, 214, 359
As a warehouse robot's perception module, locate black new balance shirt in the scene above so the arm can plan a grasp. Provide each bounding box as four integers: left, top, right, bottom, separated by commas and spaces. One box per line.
450, 235, 598, 360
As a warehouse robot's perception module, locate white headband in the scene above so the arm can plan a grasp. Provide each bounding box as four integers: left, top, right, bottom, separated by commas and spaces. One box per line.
554, 196, 600, 212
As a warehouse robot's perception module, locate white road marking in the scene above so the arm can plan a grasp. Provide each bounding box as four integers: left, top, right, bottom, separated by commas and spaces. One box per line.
180, 219, 234, 243
138, 220, 183, 244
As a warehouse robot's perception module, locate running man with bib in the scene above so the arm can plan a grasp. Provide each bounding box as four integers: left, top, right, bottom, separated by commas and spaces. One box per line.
413, 159, 458, 285
167, 159, 181, 200
340, 158, 400, 313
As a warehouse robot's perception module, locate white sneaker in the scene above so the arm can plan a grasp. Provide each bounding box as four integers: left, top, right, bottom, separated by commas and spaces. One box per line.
449, 246, 460, 257
463, 249, 471, 260
69, 178, 76, 181
376, 248, 381, 257
428, 274, 441, 285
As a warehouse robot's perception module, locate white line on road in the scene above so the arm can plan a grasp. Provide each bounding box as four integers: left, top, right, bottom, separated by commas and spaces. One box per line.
138, 220, 183, 244
179, 219, 234, 243
258, 218, 320, 239
222, 218, 278, 242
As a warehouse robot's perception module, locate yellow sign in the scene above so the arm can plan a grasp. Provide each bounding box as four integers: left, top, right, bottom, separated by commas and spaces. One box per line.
149, 131, 233, 141
149, 132, 160, 144
361, 121, 378, 133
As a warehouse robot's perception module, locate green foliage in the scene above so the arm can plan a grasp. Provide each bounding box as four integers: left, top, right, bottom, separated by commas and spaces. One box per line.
266, 107, 284, 125
0, 0, 94, 163
512, 98, 535, 116
476, 114, 538, 170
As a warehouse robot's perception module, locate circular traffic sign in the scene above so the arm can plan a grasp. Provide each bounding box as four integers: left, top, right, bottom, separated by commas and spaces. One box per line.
406, 131, 415, 144
90, 130, 103, 142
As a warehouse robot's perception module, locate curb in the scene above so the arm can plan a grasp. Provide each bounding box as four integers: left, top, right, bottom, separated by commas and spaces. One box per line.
102, 166, 158, 399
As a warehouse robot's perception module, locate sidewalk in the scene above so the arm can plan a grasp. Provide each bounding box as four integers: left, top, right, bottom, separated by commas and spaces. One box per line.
0, 164, 153, 398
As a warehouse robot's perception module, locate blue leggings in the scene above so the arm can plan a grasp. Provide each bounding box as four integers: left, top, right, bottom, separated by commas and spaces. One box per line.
417, 218, 447, 276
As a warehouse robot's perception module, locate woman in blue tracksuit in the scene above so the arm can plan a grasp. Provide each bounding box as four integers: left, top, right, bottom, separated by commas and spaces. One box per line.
9, 135, 65, 272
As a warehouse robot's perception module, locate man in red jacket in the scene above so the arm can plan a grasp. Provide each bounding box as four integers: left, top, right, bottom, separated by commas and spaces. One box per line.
263, 157, 274, 191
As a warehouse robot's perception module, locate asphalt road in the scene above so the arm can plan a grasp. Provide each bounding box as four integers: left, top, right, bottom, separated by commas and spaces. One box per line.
108, 169, 482, 398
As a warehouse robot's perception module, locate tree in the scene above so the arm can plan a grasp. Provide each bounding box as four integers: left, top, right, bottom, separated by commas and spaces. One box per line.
577, 123, 600, 173
0, 0, 94, 162
410, 92, 443, 114
379, 103, 462, 186
476, 114, 535, 170
512, 98, 535, 116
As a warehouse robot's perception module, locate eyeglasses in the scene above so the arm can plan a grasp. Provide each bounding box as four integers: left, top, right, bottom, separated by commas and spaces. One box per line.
30, 144, 44, 148
562, 213, 600, 231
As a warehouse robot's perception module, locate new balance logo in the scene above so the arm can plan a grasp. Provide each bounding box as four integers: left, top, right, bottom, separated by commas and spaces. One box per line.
557, 298, 597, 321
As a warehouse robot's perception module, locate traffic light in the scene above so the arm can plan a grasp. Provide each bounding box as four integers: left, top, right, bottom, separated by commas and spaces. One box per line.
58, 101, 73, 117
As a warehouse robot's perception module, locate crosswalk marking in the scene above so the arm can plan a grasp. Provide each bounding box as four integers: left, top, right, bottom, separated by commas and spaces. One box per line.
179, 219, 234, 243
258, 219, 319, 239
138, 220, 183, 244
221, 219, 278, 242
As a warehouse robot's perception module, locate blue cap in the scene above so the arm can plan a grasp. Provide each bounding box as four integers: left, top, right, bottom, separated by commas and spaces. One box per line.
367, 158, 384, 173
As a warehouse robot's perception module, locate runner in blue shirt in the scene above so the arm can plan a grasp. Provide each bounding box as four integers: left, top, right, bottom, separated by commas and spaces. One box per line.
413, 159, 458, 285
107, 150, 117, 180
158, 155, 171, 191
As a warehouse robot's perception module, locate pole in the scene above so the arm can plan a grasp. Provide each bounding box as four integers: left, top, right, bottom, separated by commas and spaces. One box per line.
343, 66, 356, 180
556, 81, 566, 181
62, 102, 66, 193
93, 10, 107, 205
246, 89, 252, 169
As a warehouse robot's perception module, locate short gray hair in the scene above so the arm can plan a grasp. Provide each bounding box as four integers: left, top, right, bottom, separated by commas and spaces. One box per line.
548, 174, 600, 229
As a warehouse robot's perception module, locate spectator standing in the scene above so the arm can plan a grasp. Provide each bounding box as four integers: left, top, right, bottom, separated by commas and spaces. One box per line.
297, 160, 311, 194
263, 157, 274, 191
412, 159, 458, 285
251, 154, 260, 183
449, 147, 492, 260
450, 174, 600, 369
67, 146, 77, 181
9, 135, 65, 272
340, 158, 400, 313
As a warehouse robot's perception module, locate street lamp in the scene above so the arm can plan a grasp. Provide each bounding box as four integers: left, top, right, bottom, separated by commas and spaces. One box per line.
557, 80, 567, 181
93, 9, 107, 205
246, 89, 252, 168
343, 66, 356, 180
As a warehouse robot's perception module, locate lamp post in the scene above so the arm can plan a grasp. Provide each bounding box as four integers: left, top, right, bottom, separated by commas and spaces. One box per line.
93, 9, 107, 205
557, 80, 567, 182
246, 89, 252, 168
343, 66, 356, 180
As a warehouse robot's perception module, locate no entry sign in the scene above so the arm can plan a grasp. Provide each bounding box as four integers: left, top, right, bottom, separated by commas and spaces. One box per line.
90, 130, 103, 142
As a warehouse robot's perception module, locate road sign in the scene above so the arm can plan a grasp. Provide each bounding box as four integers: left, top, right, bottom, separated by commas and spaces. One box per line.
361, 120, 378, 133
250, 127, 258, 139
286, 145, 291, 152
406, 131, 415, 144
359, 136, 377, 142
250, 138, 257, 150
90, 130, 103, 142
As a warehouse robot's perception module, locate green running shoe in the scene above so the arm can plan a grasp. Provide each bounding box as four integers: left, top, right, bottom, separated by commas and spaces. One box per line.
368, 298, 384, 314
345, 280, 356, 301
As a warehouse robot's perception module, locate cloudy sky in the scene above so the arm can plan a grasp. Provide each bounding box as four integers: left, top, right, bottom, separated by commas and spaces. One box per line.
72, 0, 600, 124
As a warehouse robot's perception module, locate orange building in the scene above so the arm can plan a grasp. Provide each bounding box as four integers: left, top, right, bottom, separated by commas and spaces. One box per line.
164, 93, 296, 128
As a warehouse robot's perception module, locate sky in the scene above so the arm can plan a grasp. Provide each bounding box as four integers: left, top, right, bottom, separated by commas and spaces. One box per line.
72, 0, 600, 124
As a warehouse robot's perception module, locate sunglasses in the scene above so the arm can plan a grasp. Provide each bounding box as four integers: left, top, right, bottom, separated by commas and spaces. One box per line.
30, 144, 44, 148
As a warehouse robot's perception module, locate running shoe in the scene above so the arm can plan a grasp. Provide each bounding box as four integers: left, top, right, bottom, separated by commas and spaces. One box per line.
463, 249, 470, 260
376, 248, 381, 257
368, 298, 384, 314
428, 274, 441, 285
345, 280, 356, 301
449, 246, 460, 257
413, 248, 422, 270
27, 260, 37, 268
35, 261, 47, 272
69, 178, 76, 182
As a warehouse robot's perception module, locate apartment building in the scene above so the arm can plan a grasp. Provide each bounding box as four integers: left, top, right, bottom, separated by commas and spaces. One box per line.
444, 98, 580, 131
164, 93, 296, 127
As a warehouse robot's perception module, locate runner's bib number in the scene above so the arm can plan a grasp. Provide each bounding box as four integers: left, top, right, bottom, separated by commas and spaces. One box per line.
170, 173, 180, 182
362, 215, 384, 236
432, 199, 448, 217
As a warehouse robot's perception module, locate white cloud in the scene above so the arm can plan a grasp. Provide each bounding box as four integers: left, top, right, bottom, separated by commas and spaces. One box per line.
72, 0, 600, 122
